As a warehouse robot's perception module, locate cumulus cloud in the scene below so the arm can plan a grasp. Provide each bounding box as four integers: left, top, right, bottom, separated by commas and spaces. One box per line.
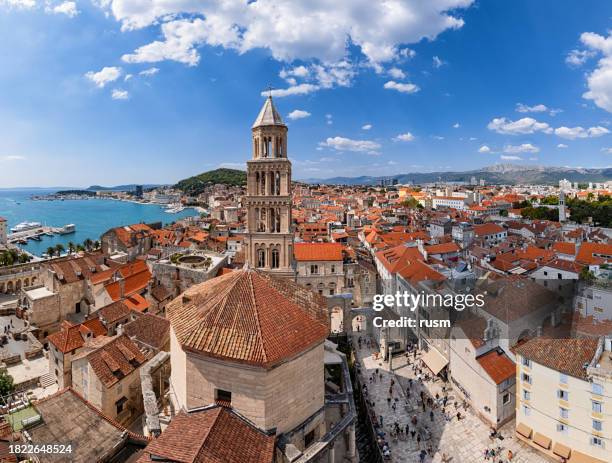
45, 1, 78, 17
574, 31, 612, 113
319, 136, 381, 155
265, 83, 319, 98
500, 155, 521, 161
85, 66, 122, 88
487, 117, 552, 135
139, 67, 159, 76
393, 132, 415, 142
452, 122, 460, 128
503, 143, 539, 154
554, 125, 609, 140
111, 89, 129, 100
566, 49, 595, 67
388, 67, 406, 79
514, 103, 561, 116
287, 109, 311, 120
478, 145, 491, 153
108, 0, 473, 66
384, 80, 420, 94
557, 143, 568, 149
362, 124, 372, 130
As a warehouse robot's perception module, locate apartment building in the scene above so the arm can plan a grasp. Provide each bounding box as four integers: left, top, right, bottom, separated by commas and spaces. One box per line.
515, 337, 611, 463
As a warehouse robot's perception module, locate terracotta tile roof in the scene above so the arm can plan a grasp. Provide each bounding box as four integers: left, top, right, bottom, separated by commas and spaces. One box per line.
294, 242, 344, 261
474, 223, 505, 237
104, 265, 152, 301
123, 313, 170, 350
477, 349, 516, 384
151, 284, 171, 302
552, 242, 576, 256
48, 319, 108, 353
514, 337, 599, 380
397, 260, 446, 284
575, 242, 612, 265
124, 293, 150, 312
137, 406, 275, 463
86, 334, 147, 388
99, 301, 131, 324
48, 255, 106, 285
166, 269, 329, 369
375, 244, 424, 274
425, 242, 460, 255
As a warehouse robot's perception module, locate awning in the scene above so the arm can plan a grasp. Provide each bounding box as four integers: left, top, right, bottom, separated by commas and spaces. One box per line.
553, 442, 571, 459
533, 432, 551, 450
516, 423, 532, 439
421, 347, 448, 375
569, 450, 607, 463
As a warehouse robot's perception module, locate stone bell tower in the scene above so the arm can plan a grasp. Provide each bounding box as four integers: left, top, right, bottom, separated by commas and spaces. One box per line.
244, 96, 294, 277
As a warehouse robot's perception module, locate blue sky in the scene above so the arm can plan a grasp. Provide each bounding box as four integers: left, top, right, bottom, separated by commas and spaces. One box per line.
0, 0, 611, 187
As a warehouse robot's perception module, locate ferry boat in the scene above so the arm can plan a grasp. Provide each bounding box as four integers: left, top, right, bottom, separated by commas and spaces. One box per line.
164, 204, 185, 214
58, 224, 76, 235
10, 222, 42, 233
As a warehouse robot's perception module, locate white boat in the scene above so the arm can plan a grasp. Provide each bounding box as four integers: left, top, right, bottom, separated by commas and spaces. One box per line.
58, 224, 76, 235
164, 204, 185, 214
10, 222, 42, 233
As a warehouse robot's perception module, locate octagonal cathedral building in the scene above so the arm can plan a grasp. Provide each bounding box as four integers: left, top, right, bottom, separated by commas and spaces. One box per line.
167, 97, 357, 463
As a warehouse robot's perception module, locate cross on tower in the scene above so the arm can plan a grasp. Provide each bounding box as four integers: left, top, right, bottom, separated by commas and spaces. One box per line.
266, 84, 274, 98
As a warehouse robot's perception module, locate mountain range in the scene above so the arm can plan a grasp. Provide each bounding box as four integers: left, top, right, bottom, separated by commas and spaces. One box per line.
301, 164, 612, 186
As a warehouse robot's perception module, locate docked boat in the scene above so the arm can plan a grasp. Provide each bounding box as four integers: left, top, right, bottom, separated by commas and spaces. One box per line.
58, 224, 76, 235
10, 221, 42, 233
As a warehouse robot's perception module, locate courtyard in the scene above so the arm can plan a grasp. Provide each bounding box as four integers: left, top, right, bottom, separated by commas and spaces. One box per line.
354, 336, 554, 463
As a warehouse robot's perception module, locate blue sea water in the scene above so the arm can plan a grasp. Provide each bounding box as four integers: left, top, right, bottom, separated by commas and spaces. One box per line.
0, 189, 197, 256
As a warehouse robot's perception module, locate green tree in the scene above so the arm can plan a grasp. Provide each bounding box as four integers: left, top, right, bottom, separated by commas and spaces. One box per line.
67, 241, 75, 254
46, 246, 56, 258
93, 240, 101, 250
579, 267, 596, 283
0, 371, 14, 396
54, 244, 65, 256
83, 238, 93, 251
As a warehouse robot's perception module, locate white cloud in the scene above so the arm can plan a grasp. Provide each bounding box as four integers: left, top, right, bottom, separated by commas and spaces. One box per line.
1, 155, 26, 161
265, 83, 319, 98
388, 67, 406, 79
319, 136, 381, 155
399, 48, 416, 59
432, 56, 445, 68
515, 103, 548, 113
46, 1, 78, 17
487, 117, 552, 135
575, 31, 612, 113
566, 49, 595, 67
85, 66, 122, 88
384, 80, 420, 94
325, 114, 333, 125
503, 143, 539, 154
393, 132, 415, 142
478, 145, 491, 153
280, 65, 309, 80
601, 147, 612, 154
111, 89, 129, 100
500, 155, 521, 161
287, 109, 311, 120
110, 1, 473, 66
124, 74, 133, 81
554, 125, 610, 140
0, 0, 35, 9
452, 122, 460, 128
139, 67, 159, 76
362, 124, 372, 130
557, 143, 568, 149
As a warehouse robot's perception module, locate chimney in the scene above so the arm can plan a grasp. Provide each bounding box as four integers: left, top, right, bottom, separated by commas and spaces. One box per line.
119, 278, 125, 300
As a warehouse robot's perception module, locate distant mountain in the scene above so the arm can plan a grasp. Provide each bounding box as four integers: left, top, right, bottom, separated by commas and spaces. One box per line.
175, 168, 247, 195
86, 184, 164, 192
301, 164, 612, 186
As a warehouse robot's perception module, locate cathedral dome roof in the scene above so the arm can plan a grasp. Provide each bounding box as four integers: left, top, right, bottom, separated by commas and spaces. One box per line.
252, 96, 285, 128
167, 268, 329, 368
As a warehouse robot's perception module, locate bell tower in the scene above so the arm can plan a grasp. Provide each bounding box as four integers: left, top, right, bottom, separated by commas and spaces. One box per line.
244, 96, 294, 277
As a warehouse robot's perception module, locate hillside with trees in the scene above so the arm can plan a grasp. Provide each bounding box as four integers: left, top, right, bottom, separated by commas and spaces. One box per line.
175, 168, 247, 195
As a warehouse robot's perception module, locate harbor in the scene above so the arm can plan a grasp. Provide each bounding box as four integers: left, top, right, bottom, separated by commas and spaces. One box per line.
7, 224, 75, 245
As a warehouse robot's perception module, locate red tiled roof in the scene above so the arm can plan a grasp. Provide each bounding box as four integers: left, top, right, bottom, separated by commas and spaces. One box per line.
425, 242, 460, 255
124, 293, 150, 312
166, 269, 329, 369
575, 242, 612, 265
294, 242, 344, 261
474, 223, 505, 237
99, 301, 131, 324
87, 334, 147, 388
137, 406, 275, 463
48, 319, 108, 353
104, 265, 152, 301
477, 349, 515, 384
552, 242, 576, 256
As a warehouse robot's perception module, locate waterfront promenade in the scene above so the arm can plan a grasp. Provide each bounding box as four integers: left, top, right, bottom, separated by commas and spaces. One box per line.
353, 336, 553, 463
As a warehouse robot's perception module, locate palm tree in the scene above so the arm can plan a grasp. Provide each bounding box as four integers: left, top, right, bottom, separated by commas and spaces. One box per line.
76, 244, 85, 252
83, 238, 93, 251
55, 244, 65, 257
46, 246, 55, 258
67, 241, 75, 254
93, 240, 101, 250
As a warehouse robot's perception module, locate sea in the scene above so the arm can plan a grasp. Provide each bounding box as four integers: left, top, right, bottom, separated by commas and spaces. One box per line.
0, 189, 198, 256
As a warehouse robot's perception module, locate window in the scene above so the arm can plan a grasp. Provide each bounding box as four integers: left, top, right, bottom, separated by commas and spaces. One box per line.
543, 271, 548, 276
304, 430, 315, 448
271, 249, 280, 269
257, 249, 266, 268
522, 405, 531, 416
592, 383, 603, 395
592, 401, 603, 413
559, 373, 568, 384
523, 390, 531, 401
502, 393, 510, 405
331, 264, 336, 273
590, 436, 604, 448
522, 357, 531, 367
215, 389, 232, 404
556, 423, 568, 433
593, 420, 602, 431
522, 373, 532, 384
559, 407, 569, 419
558, 390, 569, 401
310, 265, 319, 274
115, 396, 128, 415
557, 273, 562, 279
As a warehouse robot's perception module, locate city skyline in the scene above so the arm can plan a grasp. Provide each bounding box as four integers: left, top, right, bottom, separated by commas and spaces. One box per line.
1, 0, 612, 187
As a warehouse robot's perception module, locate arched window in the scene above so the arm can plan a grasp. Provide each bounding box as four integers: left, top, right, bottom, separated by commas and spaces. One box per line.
275, 207, 281, 232
275, 171, 281, 195
257, 208, 266, 232
253, 138, 258, 157
271, 248, 280, 269
257, 248, 266, 268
